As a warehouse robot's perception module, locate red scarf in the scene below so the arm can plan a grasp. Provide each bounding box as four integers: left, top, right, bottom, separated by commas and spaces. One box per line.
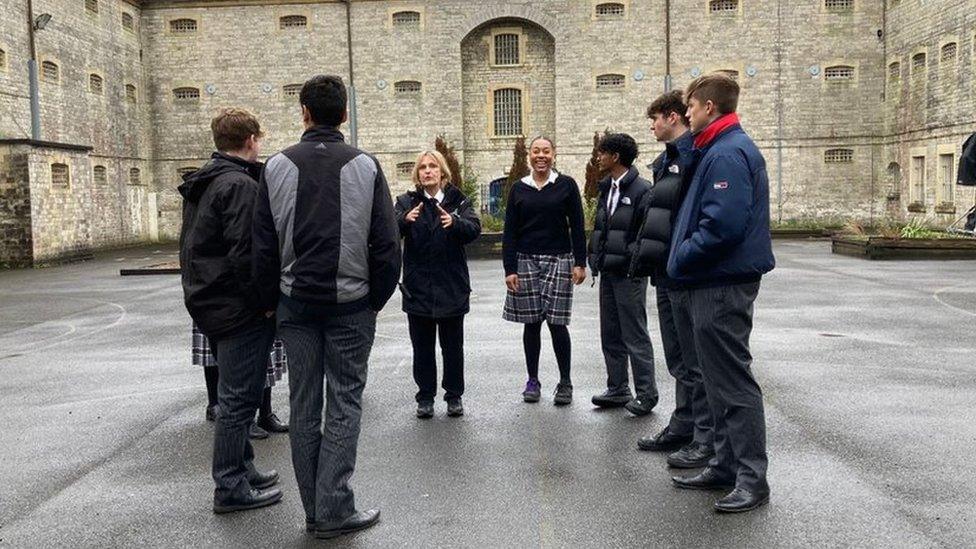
694, 112, 740, 149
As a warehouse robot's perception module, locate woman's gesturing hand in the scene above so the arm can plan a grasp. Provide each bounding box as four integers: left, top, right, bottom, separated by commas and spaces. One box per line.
505, 274, 520, 292
405, 203, 423, 223
435, 204, 454, 228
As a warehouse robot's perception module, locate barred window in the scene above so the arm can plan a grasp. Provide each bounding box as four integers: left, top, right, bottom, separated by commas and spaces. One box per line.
824, 65, 855, 80
51, 163, 70, 188
279, 15, 307, 29
170, 18, 197, 33
173, 87, 200, 103
89, 73, 103, 94
122, 12, 134, 32
396, 162, 414, 179
824, 148, 854, 163
394, 80, 422, 95
940, 42, 957, 63
596, 74, 625, 89
888, 61, 901, 82
939, 154, 955, 204
41, 61, 59, 83
86, 0, 98, 14
0, 48, 5, 70
494, 33, 520, 66
912, 52, 926, 74
718, 69, 739, 82
709, 0, 738, 14
392, 11, 421, 27
595, 3, 626, 18
493, 88, 523, 137
93, 165, 107, 186
283, 83, 302, 97
824, 0, 853, 12
129, 167, 142, 185
125, 84, 137, 103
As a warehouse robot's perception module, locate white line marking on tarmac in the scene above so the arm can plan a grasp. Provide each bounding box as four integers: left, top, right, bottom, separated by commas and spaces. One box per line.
932, 283, 976, 317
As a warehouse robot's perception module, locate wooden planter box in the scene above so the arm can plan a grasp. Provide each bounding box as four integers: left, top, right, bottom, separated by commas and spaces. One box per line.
832, 236, 976, 260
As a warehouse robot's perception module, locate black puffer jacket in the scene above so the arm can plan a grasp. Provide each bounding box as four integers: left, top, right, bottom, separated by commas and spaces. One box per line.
588, 167, 652, 276
179, 152, 264, 338
395, 185, 481, 318
630, 132, 696, 287
958, 132, 976, 186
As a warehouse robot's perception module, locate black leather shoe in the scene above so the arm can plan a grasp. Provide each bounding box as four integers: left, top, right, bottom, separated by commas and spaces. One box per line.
447, 398, 464, 417
248, 423, 269, 440
591, 390, 632, 408
416, 402, 434, 419
715, 487, 770, 513
637, 426, 692, 452
625, 395, 658, 416
205, 405, 219, 422
313, 509, 381, 539
667, 442, 715, 469
258, 413, 289, 433
553, 383, 573, 406
672, 467, 735, 491
213, 487, 282, 514
247, 468, 279, 490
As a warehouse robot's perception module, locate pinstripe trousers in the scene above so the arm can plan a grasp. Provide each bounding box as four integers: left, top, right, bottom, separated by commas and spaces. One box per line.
209, 319, 275, 502
277, 297, 377, 523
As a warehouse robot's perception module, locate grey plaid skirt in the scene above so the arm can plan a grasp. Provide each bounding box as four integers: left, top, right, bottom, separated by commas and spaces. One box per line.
503, 253, 575, 326
191, 324, 287, 388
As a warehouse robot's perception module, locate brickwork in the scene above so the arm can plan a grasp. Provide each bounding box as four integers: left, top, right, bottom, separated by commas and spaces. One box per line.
0, 145, 34, 267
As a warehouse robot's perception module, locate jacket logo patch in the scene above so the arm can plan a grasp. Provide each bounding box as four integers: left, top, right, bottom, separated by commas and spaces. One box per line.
669, 165, 681, 174
621, 197, 632, 205
713, 181, 729, 190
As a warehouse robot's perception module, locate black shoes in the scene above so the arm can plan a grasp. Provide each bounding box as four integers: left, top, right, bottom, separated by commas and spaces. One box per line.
247, 468, 279, 490
213, 487, 283, 514
258, 413, 289, 433
637, 426, 693, 452
625, 395, 657, 416
416, 401, 434, 419
447, 398, 464, 417
311, 508, 381, 539
553, 383, 573, 406
205, 405, 219, 422
248, 423, 269, 440
667, 442, 716, 469
672, 467, 735, 491
523, 378, 541, 402
714, 487, 770, 513
591, 390, 632, 408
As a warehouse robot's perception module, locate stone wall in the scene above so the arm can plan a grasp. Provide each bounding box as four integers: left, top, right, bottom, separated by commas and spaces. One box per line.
0, 145, 34, 267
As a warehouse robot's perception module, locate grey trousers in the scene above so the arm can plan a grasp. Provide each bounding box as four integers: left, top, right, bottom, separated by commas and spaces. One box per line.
599, 273, 657, 400
210, 319, 275, 502
673, 282, 768, 493
657, 286, 713, 445
277, 297, 377, 523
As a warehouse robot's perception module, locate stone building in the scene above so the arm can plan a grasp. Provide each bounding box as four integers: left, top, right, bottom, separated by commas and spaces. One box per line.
1, 0, 974, 266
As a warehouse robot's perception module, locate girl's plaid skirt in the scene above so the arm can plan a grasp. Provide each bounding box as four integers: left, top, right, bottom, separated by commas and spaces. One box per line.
503, 252, 575, 325
191, 324, 287, 388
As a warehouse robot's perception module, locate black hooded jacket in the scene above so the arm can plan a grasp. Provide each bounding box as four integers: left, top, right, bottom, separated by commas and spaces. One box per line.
179, 152, 264, 339
395, 185, 481, 318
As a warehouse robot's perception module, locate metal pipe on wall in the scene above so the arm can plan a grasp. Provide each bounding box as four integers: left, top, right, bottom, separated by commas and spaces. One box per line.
342, 0, 358, 147
27, 0, 41, 141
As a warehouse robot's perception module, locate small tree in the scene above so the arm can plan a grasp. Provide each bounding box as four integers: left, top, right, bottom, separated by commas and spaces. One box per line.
434, 135, 463, 187
460, 165, 480, 211
503, 136, 530, 204
584, 130, 607, 201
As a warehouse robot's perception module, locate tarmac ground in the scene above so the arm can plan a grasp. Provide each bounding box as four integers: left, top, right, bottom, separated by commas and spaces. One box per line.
1, 241, 974, 548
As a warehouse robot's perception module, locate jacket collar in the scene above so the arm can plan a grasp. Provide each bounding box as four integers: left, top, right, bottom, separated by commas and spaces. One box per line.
600, 166, 639, 191
521, 169, 559, 189
667, 131, 694, 159
300, 125, 345, 144
693, 113, 740, 149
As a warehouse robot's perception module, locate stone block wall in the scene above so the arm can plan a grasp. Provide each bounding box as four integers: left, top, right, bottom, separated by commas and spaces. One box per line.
0, 145, 34, 267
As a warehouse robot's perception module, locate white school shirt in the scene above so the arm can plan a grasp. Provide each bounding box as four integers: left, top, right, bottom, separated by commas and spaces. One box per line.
521, 169, 559, 189
607, 174, 625, 216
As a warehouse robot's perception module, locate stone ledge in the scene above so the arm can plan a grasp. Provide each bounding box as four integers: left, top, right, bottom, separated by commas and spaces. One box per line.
0, 139, 94, 153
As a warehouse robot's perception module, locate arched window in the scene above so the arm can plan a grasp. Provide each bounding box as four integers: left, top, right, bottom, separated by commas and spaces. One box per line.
824, 0, 853, 13
493, 88, 523, 137
51, 163, 70, 188
940, 42, 957, 63
596, 74, 625, 90
709, 0, 738, 14
283, 83, 302, 97
93, 165, 107, 186
888, 61, 901, 82
129, 167, 142, 185
41, 61, 59, 83
394, 80, 422, 95
824, 148, 854, 164
494, 33, 520, 66
85, 0, 98, 14
911, 52, 926, 75
396, 162, 414, 180
595, 3, 626, 18
89, 73, 103, 94
392, 11, 421, 27
173, 87, 200, 103
279, 15, 307, 29
125, 84, 137, 103
170, 18, 197, 33
121, 12, 134, 31
824, 65, 855, 81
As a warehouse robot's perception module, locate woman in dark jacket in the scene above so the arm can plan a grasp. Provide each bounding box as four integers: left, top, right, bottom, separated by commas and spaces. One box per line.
395, 150, 481, 419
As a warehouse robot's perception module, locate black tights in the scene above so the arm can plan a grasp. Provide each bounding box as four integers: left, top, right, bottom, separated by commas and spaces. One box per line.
523, 321, 572, 384
204, 367, 273, 417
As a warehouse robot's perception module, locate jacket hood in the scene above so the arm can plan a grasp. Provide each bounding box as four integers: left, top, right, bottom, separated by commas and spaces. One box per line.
178, 152, 262, 203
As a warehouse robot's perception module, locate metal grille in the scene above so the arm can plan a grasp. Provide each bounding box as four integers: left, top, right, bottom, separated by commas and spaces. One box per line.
93, 166, 107, 186
596, 74, 625, 89
494, 33, 520, 66
709, 0, 738, 13
41, 61, 58, 82
392, 11, 421, 27
129, 168, 142, 185
283, 83, 302, 97
86, 0, 98, 13
824, 0, 853, 12
126, 84, 137, 103
824, 66, 854, 80
493, 88, 522, 137
394, 80, 422, 95
912, 53, 926, 74
173, 87, 200, 102
122, 12, 134, 31
824, 149, 853, 163
888, 62, 900, 81
595, 3, 625, 17
279, 15, 307, 29
396, 162, 414, 179
170, 18, 197, 33
939, 154, 955, 204
51, 164, 69, 188
89, 74, 103, 94
940, 42, 957, 63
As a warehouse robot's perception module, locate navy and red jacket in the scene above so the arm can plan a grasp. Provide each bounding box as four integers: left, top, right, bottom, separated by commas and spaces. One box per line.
667, 113, 775, 287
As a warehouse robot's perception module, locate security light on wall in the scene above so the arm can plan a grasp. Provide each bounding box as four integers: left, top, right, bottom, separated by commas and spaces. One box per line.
34, 14, 52, 30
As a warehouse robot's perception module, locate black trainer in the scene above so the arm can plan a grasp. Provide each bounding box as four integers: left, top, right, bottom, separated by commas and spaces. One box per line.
625, 395, 657, 416
553, 383, 573, 406
591, 389, 632, 408
447, 398, 464, 417
637, 426, 693, 452
416, 401, 434, 419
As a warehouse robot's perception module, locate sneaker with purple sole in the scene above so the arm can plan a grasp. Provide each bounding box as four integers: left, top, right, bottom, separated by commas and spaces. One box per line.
522, 378, 541, 403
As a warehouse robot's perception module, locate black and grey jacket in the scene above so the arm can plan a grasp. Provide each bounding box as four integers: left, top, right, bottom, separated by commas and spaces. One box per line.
588, 167, 652, 276
252, 126, 401, 315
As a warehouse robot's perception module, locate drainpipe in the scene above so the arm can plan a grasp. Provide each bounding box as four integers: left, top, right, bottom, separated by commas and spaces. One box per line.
27, 0, 41, 141
664, 0, 672, 92
342, 0, 358, 147
775, 0, 784, 223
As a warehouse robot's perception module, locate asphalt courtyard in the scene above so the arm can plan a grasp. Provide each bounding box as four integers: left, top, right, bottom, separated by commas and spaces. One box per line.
1, 241, 974, 548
